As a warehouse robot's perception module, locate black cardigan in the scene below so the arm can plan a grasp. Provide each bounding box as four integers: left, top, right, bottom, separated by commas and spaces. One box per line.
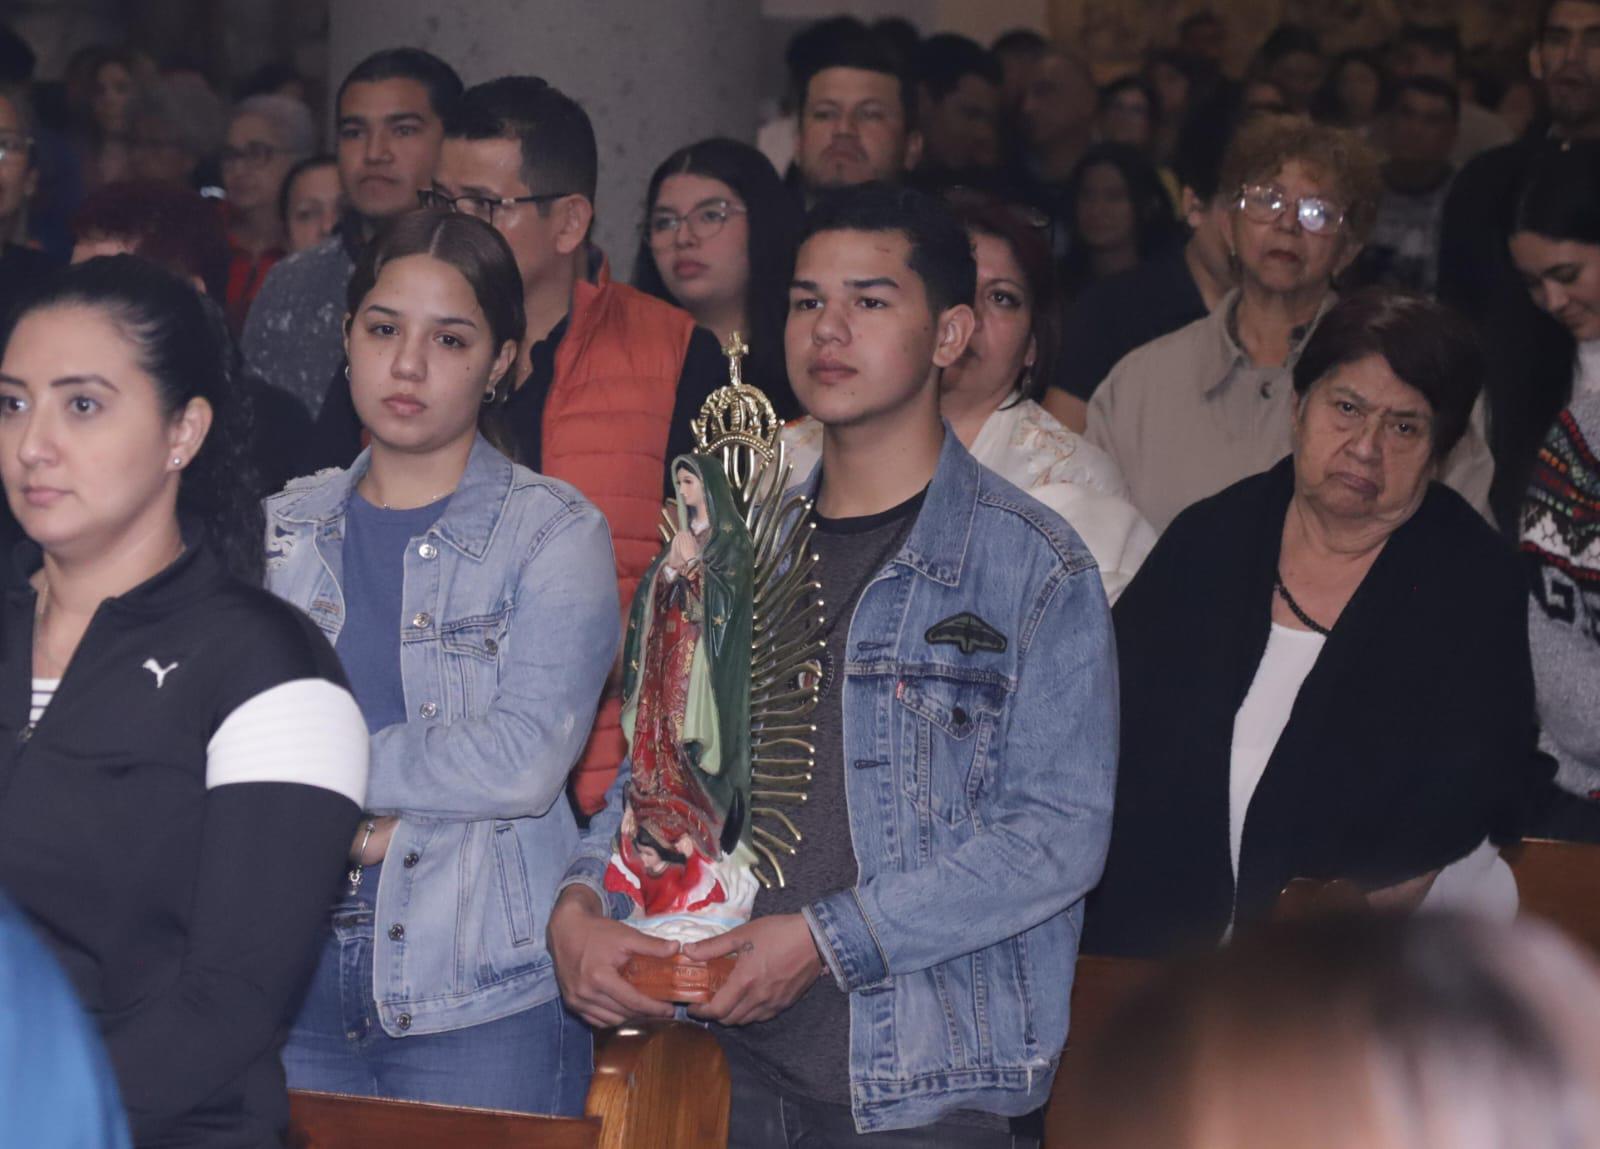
1083, 459, 1539, 958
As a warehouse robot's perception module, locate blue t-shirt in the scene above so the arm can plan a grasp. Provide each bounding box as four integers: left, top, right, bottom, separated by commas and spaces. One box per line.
0, 894, 131, 1148
336, 492, 449, 736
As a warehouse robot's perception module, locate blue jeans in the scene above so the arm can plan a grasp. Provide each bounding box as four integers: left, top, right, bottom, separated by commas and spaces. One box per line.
722, 1038, 1039, 1148
282, 885, 591, 1115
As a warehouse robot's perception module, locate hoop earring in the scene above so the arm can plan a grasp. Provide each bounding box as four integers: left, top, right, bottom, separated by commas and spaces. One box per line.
344, 364, 351, 381
483, 388, 496, 405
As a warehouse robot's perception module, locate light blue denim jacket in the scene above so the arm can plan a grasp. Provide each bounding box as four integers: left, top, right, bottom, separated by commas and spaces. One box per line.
265, 436, 620, 1037
562, 431, 1118, 1132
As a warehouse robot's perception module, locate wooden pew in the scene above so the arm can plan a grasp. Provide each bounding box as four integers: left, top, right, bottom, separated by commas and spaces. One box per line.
1507, 836, 1600, 958
287, 1020, 729, 1149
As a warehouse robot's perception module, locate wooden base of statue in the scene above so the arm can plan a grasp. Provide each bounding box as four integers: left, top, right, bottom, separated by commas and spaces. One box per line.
622, 952, 737, 1004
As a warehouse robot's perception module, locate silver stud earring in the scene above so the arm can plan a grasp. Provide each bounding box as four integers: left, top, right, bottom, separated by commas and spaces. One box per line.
172, 456, 183, 468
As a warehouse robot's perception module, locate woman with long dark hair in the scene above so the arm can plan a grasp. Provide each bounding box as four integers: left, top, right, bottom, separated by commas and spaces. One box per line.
1512, 143, 1600, 843
0, 255, 369, 1146
634, 138, 802, 417
267, 210, 619, 1113
1059, 142, 1182, 299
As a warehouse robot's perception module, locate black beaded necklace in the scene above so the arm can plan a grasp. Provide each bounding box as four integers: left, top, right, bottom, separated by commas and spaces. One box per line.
1273, 571, 1332, 637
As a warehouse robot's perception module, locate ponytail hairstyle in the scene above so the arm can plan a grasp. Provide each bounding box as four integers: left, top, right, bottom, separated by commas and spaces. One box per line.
0, 255, 264, 584
344, 209, 526, 459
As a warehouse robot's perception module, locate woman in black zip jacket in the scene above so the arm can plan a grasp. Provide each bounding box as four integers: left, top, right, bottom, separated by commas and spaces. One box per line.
0, 256, 370, 1148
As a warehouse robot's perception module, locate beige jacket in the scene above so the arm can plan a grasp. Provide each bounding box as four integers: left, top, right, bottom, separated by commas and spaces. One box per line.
1085, 290, 1495, 532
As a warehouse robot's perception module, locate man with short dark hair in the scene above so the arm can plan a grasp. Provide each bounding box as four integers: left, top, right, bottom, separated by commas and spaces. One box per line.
990, 26, 1048, 111
1018, 47, 1096, 189
1391, 23, 1513, 165
1350, 77, 1460, 295
549, 182, 1117, 1147
1179, 10, 1229, 69
242, 48, 462, 417
315, 75, 726, 814
1255, 24, 1326, 115
911, 34, 1003, 182
1438, 0, 1600, 528
795, 32, 923, 199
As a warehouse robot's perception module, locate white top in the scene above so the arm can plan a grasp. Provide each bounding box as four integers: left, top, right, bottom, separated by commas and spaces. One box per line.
781, 400, 1157, 602
1578, 339, 1600, 395
1229, 623, 1326, 880
29, 677, 59, 726
1227, 625, 1519, 923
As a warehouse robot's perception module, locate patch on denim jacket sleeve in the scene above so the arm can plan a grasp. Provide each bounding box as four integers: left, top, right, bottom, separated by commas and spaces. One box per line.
925, 612, 1008, 655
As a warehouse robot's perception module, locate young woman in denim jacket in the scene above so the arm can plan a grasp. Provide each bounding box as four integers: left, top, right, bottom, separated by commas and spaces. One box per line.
265, 210, 620, 1114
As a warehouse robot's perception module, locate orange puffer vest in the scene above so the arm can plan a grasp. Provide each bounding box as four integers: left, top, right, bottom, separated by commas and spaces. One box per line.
543, 261, 696, 814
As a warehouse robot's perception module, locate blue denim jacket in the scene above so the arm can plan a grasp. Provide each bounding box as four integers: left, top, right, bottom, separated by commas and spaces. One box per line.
563, 431, 1118, 1132
265, 436, 620, 1037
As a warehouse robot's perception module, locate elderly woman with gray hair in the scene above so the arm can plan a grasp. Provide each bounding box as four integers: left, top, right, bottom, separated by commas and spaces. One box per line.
1086, 116, 1495, 533
1085, 289, 1538, 959
221, 94, 318, 332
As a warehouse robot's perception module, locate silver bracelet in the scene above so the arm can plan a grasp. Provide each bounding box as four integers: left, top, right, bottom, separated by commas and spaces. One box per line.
347, 819, 377, 893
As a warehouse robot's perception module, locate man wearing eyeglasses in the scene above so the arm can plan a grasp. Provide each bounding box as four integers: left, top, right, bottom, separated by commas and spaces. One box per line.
243, 48, 462, 419
315, 74, 725, 816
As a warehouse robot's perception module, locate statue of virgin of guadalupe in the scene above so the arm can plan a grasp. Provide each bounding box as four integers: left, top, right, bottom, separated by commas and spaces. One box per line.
604, 454, 759, 942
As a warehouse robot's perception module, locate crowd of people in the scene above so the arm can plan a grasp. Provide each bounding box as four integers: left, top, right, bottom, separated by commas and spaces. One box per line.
0, 2, 1596, 1147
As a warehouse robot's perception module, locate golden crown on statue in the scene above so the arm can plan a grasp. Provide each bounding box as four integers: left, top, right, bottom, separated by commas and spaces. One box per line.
693, 332, 779, 463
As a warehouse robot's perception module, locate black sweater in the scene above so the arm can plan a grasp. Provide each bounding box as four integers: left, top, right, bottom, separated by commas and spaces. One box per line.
1084, 459, 1540, 958
0, 544, 366, 1148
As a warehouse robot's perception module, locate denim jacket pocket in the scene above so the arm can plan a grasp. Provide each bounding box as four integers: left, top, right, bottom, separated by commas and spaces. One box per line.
491, 820, 537, 946
895, 673, 1008, 828
440, 611, 510, 716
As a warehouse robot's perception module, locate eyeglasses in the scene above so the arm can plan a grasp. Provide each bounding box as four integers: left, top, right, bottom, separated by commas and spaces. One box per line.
418, 187, 573, 224
1237, 183, 1346, 235
220, 142, 283, 169
646, 199, 747, 247
0, 133, 32, 165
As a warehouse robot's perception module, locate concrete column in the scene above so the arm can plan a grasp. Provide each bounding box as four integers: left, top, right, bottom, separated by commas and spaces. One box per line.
330, 0, 763, 278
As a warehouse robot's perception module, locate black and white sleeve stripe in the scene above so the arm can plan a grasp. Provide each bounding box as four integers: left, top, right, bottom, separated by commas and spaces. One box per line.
205, 679, 368, 807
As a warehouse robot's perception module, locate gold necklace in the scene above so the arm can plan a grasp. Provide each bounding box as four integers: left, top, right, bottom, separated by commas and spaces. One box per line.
378, 490, 453, 510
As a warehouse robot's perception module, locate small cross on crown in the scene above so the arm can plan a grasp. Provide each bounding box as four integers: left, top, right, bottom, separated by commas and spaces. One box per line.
692, 331, 778, 459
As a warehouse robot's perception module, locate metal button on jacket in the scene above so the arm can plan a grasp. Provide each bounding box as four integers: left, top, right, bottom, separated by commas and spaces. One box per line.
419, 701, 438, 719
484, 638, 498, 655
411, 612, 431, 629
403, 852, 420, 868
396, 1013, 412, 1030
418, 542, 438, 560
388, 923, 405, 941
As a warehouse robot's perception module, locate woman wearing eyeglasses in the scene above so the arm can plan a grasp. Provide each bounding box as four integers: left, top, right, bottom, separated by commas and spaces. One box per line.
220, 95, 316, 334
633, 138, 803, 419
1084, 116, 1494, 532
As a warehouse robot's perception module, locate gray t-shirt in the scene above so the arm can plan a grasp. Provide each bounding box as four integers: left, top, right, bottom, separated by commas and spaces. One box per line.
716, 492, 921, 1106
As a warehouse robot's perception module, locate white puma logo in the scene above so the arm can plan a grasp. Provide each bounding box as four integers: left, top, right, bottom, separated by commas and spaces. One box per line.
143, 659, 179, 688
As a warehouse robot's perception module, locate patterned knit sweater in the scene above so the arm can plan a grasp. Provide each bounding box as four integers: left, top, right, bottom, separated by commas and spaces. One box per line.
1522, 375, 1600, 798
